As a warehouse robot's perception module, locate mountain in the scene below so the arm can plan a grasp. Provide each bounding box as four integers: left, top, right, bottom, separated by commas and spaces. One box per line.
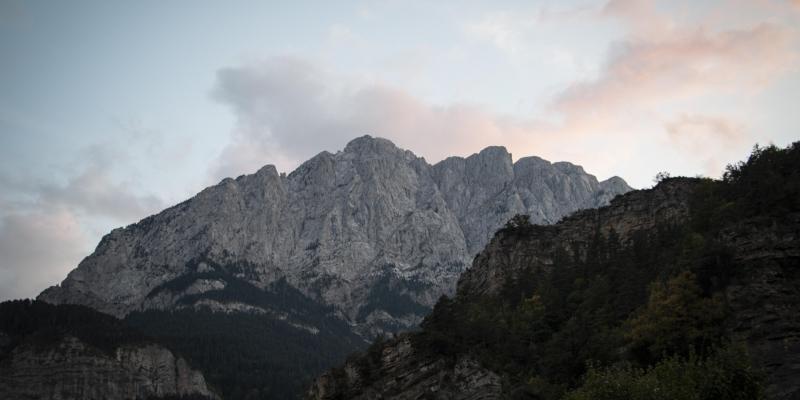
36, 135, 631, 398
0, 300, 217, 400
308, 142, 800, 400
39, 135, 629, 336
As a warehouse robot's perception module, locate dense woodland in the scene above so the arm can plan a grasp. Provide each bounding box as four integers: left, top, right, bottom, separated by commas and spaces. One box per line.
0, 278, 366, 400
0, 299, 150, 355
337, 142, 800, 399
126, 308, 364, 400
126, 277, 367, 400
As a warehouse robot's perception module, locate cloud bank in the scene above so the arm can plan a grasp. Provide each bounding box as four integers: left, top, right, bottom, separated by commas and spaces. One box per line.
0, 208, 89, 300
212, 0, 798, 183
0, 131, 166, 301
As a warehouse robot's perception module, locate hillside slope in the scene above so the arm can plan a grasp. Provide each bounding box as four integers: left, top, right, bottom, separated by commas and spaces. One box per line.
309, 142, 800, 400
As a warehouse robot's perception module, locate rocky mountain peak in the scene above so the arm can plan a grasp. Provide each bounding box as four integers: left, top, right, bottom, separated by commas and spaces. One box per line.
342, 135, 407, 159
39, 136, 631, 337
254, 164, 281, 179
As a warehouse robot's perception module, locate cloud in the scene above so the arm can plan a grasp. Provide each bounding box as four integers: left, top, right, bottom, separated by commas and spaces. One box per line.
0, 120, 168, 300
37, 167, 164, 221
554, 21, 796, 122
0, 161, 164, 300
211, 1, 800, 185
0, 208, 91, 301
211, 57, 558, 179
665, 114, 748, 175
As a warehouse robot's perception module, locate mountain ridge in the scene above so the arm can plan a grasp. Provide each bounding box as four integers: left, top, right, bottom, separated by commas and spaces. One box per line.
39, 135, 631, 338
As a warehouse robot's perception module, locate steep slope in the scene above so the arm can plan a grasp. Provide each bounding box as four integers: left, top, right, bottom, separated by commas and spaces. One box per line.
307, 178, 698, 400
308, 142, 800, 400
39, 135, 630, 336
0, 300, 216, 400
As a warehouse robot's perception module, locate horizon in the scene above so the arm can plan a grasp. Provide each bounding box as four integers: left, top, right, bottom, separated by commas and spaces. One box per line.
1, 0, 799, 300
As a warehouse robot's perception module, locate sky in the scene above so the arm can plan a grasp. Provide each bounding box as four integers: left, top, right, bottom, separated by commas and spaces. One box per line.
1, 0, 799, 301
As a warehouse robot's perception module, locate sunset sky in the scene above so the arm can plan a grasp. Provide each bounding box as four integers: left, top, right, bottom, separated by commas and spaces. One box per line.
1, 0, 799, 300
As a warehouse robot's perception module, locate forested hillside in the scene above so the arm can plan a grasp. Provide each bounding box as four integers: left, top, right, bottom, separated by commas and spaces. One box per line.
310, 142, 800, 400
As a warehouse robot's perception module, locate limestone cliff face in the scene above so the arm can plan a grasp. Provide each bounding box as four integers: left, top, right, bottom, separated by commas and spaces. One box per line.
39, 136, 630, 335
722, 213, 800, 399
457, 178, 696, 299
307, 337, 502, 400
0, 335, 216, 400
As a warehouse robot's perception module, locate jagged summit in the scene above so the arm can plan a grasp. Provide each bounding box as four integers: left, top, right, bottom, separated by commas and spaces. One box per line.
342, 134, 401, 154
39, 136, 631, 337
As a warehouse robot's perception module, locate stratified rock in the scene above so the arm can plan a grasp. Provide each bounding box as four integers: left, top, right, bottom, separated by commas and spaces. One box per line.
307, 337, 502, 400
0, 336, 216, 400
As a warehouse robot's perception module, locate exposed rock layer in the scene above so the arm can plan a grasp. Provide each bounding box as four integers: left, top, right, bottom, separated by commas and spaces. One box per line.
0, 335, 216, 400
307, 338, 502, 400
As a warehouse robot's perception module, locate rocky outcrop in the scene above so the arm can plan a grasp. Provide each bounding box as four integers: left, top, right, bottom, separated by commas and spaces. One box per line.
307, 337, 502, 400
39, 136, 631, 336
458, 178, 696, 299
0, 335, 216, 400
722, 213, 800, 399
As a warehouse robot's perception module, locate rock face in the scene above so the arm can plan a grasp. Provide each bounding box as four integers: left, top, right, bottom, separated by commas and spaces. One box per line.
457, 178, 696, 299
0, 335, 216, 400
722, 213, 800, 399
307, 338, 502, 400
39, 135, 631, 335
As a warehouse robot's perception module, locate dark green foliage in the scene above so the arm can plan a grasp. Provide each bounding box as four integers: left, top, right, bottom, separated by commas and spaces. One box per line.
625, 271, 726, 362
136, 258, 369, 399
147, 257, 267, 299
127, 278, 367, 400
0, 299, 149, 356
322, 335, 391, 399
564, 344, 763, 400
416, 224, 694, 394
410, 142, 800, 399
502, 214, 534, 233
692, 142, 800, 232
355, 272, 432, 328
721, 143, 800, 218
352, 334, 387, 384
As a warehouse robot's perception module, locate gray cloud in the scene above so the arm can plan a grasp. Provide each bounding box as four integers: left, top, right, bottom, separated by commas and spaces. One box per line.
0, 125, 167, 300
0, 208, 90, 300
211, 57, 357, 178
211, 3, 799, 182
210, 57, 557, 180
37, 166, 164, 222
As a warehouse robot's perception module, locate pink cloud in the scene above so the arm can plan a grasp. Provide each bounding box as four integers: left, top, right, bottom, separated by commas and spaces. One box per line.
212, 58, 551, 178
665, 114, 748, 176
554, 22, 796, 118
211, 2, 800, 187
